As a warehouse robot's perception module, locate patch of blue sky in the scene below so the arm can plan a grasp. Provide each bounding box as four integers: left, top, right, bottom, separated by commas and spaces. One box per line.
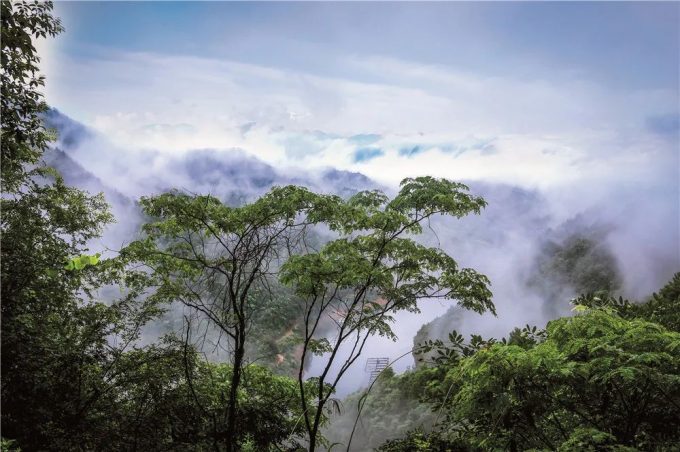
349, 134, 382, 146
279, 133, 335, 160
399, 138, 496, 159
239, 122, 257, 135
55, 2, 679, 91
443, 138, 497, 157
309, 130, 342, 141
353, 148, 384, 163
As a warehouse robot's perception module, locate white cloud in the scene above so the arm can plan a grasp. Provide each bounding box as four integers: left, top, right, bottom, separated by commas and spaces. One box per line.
43, 47, 677, 191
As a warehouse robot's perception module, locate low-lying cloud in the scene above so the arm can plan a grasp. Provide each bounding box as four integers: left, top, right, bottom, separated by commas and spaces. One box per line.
41, 47, 677, 191
46, 109, 678, 397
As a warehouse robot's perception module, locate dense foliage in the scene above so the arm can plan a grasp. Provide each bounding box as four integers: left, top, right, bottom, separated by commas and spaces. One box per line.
337, 275, 680, 451
442, 307, 679, 450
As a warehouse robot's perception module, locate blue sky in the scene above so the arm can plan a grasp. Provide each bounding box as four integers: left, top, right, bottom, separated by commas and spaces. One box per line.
42, 1, 679, 189
56, 2, 678, 89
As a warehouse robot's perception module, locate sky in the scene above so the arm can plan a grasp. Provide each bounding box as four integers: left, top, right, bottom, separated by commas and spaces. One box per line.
40, 1, 679, 192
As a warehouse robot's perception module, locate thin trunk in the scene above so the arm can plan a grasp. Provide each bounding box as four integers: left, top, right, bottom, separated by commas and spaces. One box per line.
225, 331, 245, 452
308, 398, 326, 452
308, 421, 319, 452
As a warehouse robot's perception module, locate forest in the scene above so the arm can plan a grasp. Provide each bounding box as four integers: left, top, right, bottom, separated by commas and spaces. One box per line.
1, 2, 679, 451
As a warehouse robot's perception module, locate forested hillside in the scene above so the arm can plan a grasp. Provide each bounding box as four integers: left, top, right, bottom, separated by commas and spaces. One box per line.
326, 276, 680, 450
2, 2, 678, 452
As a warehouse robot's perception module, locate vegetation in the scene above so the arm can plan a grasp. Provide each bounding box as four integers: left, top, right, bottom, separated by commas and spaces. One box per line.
280, 179, 494, 451
339, 276, 680, 451
122, 186, 343, 451
440, 306, 679, 450
414, 228, 623, 366
527, 230, 623, 315
2, 2, 679, 452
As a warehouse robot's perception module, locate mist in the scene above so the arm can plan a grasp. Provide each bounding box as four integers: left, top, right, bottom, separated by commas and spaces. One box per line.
44, 110, 679, 401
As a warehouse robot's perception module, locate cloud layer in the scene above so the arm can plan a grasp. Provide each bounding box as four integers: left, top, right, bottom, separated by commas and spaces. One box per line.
41, 47, 677, 193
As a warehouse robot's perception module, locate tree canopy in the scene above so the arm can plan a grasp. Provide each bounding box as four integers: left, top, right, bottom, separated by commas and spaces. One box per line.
343, 275, 680, 451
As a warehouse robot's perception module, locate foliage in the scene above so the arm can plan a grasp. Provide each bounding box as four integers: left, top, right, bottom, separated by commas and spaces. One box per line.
377, 429, 469, 452
328, 325, 547, 451
245, 282, 309, 376
412, 305, 466, 366
280, 177, 493, 450
324, 367, 439, 451
1, 3, 176, 450
641, 272, 680, 332
1, 0, 64, 191
556, 428, 637, 452
65, 252, 102, 270
184, 361, 323, 450
0, 438, 21, 452
572, 273, 680, 332
122, 186, 343, 450
528, 231, 622, 315
432, 309, 680, 451
376, 275, 680, 451
415, 228, 623, 369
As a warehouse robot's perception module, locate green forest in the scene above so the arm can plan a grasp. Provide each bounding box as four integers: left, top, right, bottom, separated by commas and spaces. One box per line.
1, 2, 679, 451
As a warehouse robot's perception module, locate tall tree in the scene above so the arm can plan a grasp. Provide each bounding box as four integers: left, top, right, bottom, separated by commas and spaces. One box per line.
279, 177, 494, 451
124, 187, 339, 451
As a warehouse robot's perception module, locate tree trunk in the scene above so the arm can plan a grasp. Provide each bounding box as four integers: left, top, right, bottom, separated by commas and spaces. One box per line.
308, 396, 326, 452
308, 424, 318, 452
225, 334, 245, 452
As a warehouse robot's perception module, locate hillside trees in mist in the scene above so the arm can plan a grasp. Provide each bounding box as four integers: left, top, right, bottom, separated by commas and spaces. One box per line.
528, 230, 623, 315
337, 275, 680, 451
572, 273, 680, 333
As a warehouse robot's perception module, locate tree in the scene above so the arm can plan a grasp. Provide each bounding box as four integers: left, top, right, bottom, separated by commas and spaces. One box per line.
638, 272, 680, 332
1, 3, 174, 449
1, 0, 63, 191
279, 177, 494, 451
573, 273, 680, 333
123, 187, 340, 451
434, 308, 680, 450
377, 429, 467, 452
181, 360, 324, 451
527, 231, 622, 317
